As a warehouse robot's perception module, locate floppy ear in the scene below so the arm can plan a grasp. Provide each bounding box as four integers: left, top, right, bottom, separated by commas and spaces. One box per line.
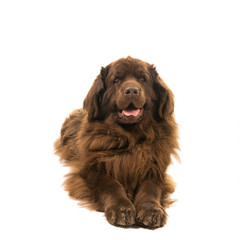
149, 65, 174, 121
83, 66, 109, 121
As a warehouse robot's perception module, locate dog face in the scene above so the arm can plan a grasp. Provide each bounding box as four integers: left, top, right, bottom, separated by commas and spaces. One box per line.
83, 57, 174, 125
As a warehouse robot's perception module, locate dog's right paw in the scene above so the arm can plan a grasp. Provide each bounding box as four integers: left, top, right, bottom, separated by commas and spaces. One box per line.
105, 201, 136, 227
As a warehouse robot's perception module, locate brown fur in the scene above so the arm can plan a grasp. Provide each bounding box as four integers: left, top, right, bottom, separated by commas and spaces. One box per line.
54, 57, 179, 228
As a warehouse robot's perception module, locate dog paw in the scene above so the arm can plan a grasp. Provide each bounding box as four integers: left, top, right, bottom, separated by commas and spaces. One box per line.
105, 201, 136, 227
136, 202, 167, 228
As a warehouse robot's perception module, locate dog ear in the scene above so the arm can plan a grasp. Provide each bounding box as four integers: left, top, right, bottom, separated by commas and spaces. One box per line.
149, 65, 174, 121
83, 66, 109, 121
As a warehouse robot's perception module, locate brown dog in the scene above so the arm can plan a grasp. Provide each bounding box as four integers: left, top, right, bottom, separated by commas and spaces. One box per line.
54, 57, 179, 228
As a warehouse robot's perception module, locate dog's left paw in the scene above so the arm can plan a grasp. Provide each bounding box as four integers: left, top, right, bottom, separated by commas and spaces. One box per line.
136, 202, 167, 228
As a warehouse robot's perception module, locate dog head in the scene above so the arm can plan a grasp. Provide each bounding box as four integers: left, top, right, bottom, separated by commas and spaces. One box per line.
83, 57, 174, 125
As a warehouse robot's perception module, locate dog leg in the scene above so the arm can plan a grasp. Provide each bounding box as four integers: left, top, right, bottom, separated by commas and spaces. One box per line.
84, 170, 136, 227
134, 180, 167, 228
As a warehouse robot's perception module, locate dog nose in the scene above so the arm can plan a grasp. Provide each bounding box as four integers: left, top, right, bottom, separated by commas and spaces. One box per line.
124, 86, 139, 96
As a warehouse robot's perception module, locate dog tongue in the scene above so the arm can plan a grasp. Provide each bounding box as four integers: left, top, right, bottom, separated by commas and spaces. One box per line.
122, 109, 140, 117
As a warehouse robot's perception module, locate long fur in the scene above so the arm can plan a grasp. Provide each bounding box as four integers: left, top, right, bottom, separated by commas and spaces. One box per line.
54, 57, 179, 228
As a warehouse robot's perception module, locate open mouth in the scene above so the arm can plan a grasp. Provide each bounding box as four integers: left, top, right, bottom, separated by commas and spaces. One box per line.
118, 104, 144, 119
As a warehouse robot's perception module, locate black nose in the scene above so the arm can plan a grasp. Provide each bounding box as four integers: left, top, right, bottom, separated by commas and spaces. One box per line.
124, 86, 139, 96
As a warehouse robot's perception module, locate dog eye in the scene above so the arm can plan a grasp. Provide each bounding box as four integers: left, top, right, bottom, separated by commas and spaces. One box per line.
113, 78, 120, 83
139, 77, 146, 83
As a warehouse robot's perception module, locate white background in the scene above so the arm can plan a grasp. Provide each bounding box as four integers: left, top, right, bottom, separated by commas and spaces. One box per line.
1, 0, 240, 239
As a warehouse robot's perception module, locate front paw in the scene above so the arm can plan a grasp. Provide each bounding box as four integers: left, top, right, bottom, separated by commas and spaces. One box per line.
105, 201, 136, 227
136, 202, 167, 228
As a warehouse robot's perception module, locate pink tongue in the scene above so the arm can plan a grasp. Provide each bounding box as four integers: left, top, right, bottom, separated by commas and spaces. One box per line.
122, 109, 140, 117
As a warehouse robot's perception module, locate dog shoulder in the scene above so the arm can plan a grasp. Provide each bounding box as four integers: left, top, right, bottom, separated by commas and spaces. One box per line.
54, 109, 87, 159
60, 109, 86, 144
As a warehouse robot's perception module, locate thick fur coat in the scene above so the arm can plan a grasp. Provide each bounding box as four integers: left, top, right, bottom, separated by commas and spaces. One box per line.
54, 57, 179, 228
